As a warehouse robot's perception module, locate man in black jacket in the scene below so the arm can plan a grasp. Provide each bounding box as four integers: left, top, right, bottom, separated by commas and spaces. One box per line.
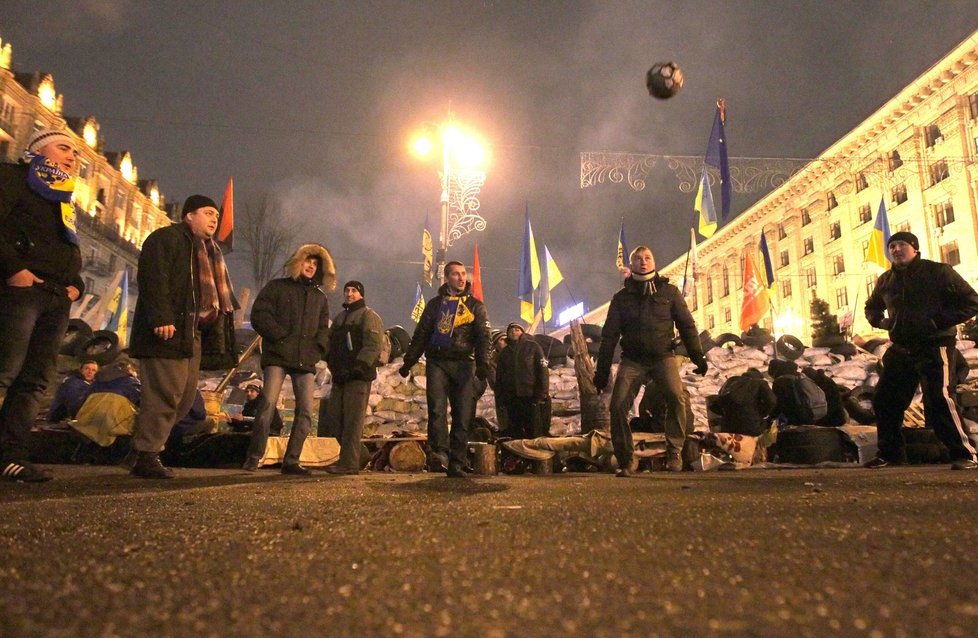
495, 322, 549, 439
129, 195, 237, 479
0, 129, 85, 482
595, 246, 708, 476
864, 231, 978, 470
244, 244, 334, 474
400, 261, 491, 477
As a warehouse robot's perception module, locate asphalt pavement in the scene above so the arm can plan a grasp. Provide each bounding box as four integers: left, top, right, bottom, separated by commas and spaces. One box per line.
2, 464, 978, 637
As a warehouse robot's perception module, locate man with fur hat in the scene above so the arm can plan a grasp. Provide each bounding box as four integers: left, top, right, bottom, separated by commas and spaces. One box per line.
864, 231, 978, 470
243, 244, 335, 474
495, 322, 549, 439
594, 245, 708, 476
400, 260, 492, 477
129, 194, 238, 479
0, 129, 85, 482
322, 280, 385, 474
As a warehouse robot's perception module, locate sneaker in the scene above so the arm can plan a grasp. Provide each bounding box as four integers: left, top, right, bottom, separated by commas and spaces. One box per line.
864, 456, 890, 469
666, 451, 683, 472
951, 459, 978, 471
281, 463, 312, 476
242, 458, 259, 472
1, 460, 53, 483
130, 453, 174, 479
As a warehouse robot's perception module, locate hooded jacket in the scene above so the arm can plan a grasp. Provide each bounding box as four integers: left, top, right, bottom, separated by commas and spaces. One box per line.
865, 254, 978, 349
596, 273, 704, 377
251, 243, 335, 373
403, 281, 491, 371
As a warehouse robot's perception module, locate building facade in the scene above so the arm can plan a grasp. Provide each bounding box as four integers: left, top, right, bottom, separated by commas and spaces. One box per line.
0, 33, 174, 325
660, 32, 978, 342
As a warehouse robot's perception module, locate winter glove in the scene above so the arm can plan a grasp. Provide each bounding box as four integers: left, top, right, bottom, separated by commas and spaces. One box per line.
693, 358, 709, 376
398, 364, 411, 378
593, 370, 609, 392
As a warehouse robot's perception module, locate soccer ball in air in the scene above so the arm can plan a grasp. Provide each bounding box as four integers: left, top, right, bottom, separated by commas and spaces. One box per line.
646, 62, 684, 99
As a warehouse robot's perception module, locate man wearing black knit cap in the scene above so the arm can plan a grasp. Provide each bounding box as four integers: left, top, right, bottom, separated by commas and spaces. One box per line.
0, 129, 85, 482
128, 195, 237, 478
864, 231, 978, 470
322, 280, 384, 474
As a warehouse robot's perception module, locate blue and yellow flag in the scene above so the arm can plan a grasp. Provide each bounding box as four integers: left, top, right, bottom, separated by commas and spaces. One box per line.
758, 231, 775, 290
694, 166, 717, 239
616, 219, 629, 271
518, 207, 541, 323
422, 214, 435, 286
865, 198, 891, 269
538, 244, 565, 323
410, 283, 425, 323
105, 268, 129, 347
705, 99, 731, 220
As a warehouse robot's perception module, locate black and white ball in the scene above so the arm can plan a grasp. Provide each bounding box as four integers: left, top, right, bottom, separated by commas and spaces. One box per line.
646, 62, 684, 99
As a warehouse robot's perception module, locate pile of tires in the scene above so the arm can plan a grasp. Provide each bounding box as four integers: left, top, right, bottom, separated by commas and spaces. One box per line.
386, 325, 411, 363
60, 319, 123, 365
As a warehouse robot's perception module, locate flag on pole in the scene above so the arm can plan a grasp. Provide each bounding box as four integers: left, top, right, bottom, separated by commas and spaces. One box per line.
471, 244, 484, 301
104, 268, 129, 347
758, 230, 775, 290
865, 198, 892, 269
518, 207, 541, 323
410, 283, 425, 323
538, 244, 565, 323
421, 214, 435, 286
616, 218, 629, 271
705, 99, 731, 220
217, 177, 234, 252
739, 251, 771, 332
682, 228, 699, 298
694, 166, 717, 239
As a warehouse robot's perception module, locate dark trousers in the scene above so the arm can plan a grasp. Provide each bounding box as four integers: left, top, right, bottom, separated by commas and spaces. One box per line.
134, 337, 201, 453
324, 379, 371, 470
873, 344, 977, 463
610, 357, 689, 466
425, 359, 475, 471
0, 284, 71, 461
501, 396, 536, 439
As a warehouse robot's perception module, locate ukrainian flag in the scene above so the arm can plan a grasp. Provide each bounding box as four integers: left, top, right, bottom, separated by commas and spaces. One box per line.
865, 199, 891, 269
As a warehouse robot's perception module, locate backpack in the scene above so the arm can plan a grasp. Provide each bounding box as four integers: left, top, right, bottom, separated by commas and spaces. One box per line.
774, 374, 828, 424
376, 330, 392, 367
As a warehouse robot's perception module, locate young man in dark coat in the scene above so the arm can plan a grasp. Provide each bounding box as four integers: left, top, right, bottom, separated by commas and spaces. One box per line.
128, 195, 237, 479
323, 280, 384, 474
244, 244, 335, 474
48, 360, 98, 422
0, 129, 85, 482
400, 261, 492, 477
231, 384, 282, 434
595, 246, 708, 476
495, 322, 549, 439
864, 231, 978, 470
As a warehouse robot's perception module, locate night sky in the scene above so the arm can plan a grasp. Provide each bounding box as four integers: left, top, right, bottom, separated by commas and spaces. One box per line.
4, 1, 978, 329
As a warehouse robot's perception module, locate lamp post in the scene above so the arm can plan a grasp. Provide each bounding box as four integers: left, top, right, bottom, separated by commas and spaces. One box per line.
412, 114, 487, 280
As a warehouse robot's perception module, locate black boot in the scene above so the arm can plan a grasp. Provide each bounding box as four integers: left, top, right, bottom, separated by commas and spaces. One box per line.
131, 452, 174, 479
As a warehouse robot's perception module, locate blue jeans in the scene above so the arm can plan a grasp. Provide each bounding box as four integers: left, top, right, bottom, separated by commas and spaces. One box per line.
425, 359, 475, 470
246, 366, 315, 466
0, 284, 71, 461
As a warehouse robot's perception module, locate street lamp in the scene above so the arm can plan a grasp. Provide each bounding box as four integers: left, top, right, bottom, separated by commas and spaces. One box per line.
411, 115, 488, 280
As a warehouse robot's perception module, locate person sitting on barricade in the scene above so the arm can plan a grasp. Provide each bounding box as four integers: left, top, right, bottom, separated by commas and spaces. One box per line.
231, 384, 282, 434
71, 356, 141, 448
47, 360, 99, 423
696, 369, 776, 467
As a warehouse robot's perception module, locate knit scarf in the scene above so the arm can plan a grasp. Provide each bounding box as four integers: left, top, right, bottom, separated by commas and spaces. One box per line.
195, 235, 234, 325
631, 270, 657, 296
25, 153, 79, 246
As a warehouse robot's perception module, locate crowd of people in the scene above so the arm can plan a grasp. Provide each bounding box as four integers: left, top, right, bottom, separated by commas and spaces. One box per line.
3, 128, 978, 484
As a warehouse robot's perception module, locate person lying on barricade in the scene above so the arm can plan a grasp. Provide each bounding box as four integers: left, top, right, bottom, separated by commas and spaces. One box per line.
500, 428, 664, 474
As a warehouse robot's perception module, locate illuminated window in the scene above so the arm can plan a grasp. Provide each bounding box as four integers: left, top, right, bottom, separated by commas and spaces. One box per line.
888, 150, 903, 171
865, 275, 876, 299
806, 268, 817, 289
969, 93, 978, 120
803, 237, 814, 255
801, 209, 812, 226
929, 160, 949, 186
858, 203, 872, 224
829, 222, 842, 241
778, 224, 787, 240
924, 123, 943, 148
891, 183, 908, 205
706, 276, 713, 305
855, 173, 869, 192
933, 201, 955, 228
941, 241, 961, 267
836, 287, 849, 308
721, 265, 729, 297
781, 279, 792, 299
723, 307, 731, 323
780, 250, 790, 268
833, 254, 846, 275
827, 191, 838, 210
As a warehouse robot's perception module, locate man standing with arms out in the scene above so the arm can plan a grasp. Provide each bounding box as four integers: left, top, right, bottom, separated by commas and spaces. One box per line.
243, 244, 334, 474
595, 246, 708, 476
400, 261, 491, 477
864, 231, 978, 470
0, 129, 85, 482
129, 195, 237, 479
495, 322, 549, 439
323, 280, 384, 475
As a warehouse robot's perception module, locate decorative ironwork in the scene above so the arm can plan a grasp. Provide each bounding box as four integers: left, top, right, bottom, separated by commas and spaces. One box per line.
446, 169, 486, 247
580, 152, 657, 191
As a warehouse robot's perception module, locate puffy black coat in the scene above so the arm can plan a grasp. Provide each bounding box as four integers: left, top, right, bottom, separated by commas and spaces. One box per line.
865, 254, 978, 349
496, 335, 549, 402
715, 373, 776, 436
130, 222, 236, 365
251, 244, 335, 373
596, 274, 703, 377
403, 282, 491, 371
0, 162, 84, 292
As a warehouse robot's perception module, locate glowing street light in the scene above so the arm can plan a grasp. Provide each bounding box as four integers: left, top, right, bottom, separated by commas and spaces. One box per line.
411, 114, 488, 280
